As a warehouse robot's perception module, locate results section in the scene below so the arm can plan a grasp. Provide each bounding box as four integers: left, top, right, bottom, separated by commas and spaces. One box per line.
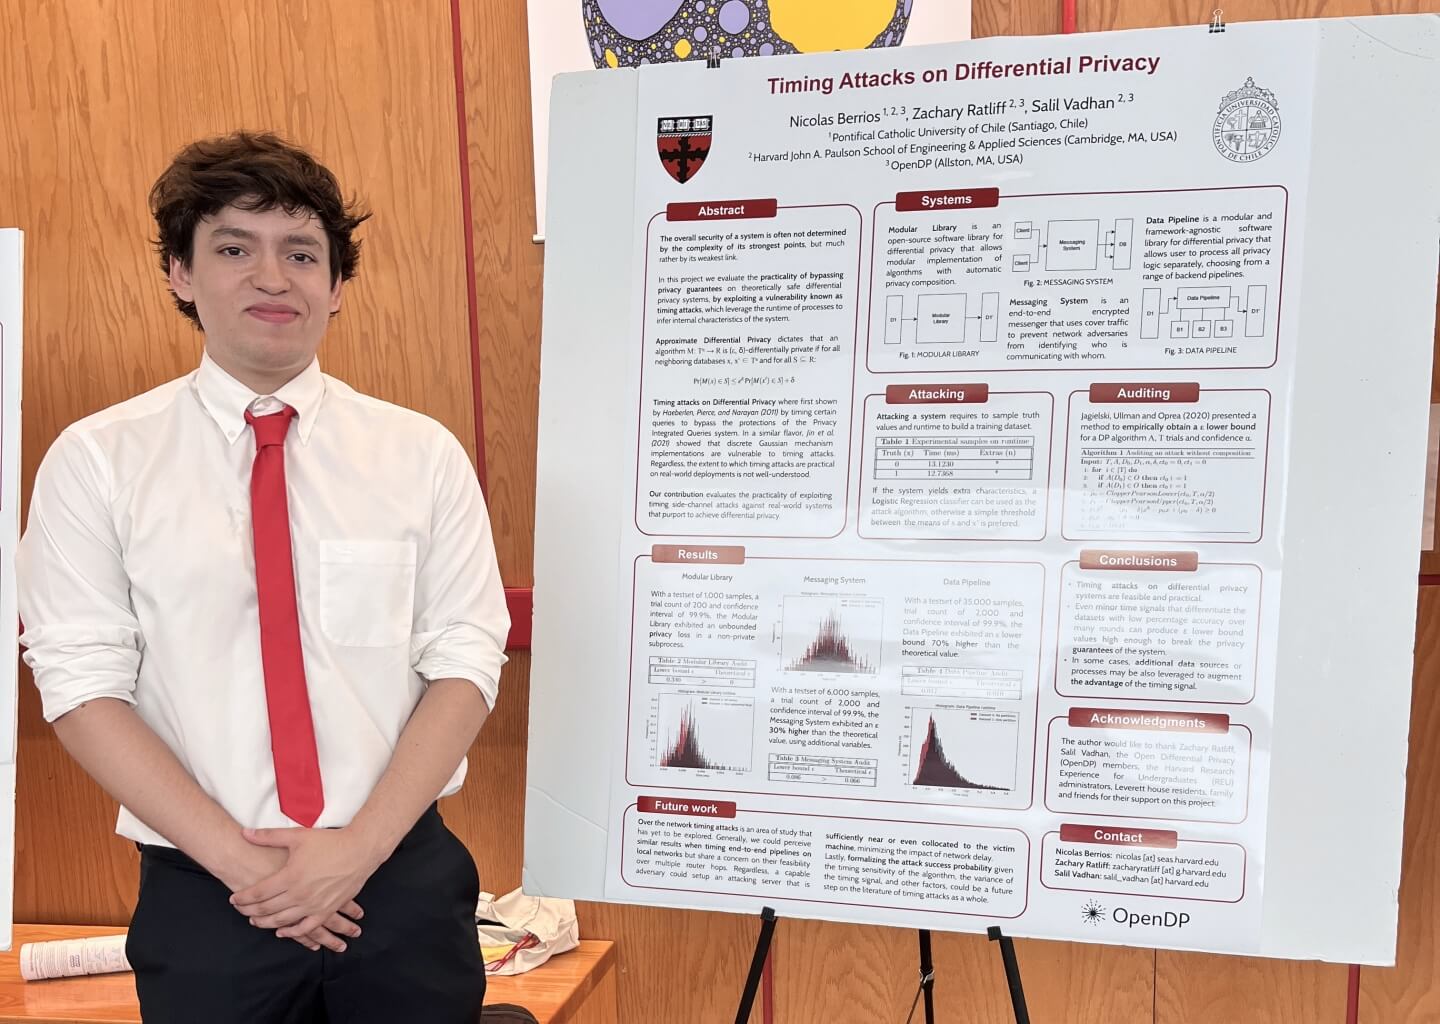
627, 549, 1045, 811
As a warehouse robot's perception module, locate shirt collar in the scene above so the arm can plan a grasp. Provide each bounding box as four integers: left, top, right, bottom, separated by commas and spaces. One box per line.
194, 351, 326, 446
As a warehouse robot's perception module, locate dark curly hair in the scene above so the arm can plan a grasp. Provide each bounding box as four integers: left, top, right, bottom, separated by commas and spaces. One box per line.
149, 131, 371, 327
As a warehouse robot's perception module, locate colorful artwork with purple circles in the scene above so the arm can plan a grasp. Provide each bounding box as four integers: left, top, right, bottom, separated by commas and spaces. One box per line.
584, 0, 914, 68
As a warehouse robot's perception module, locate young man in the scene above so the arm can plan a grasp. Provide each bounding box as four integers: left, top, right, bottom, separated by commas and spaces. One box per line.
17, 132, 509, 1022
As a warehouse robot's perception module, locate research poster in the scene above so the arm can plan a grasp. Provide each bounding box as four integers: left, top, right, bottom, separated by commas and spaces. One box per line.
529, 19, 1440, 962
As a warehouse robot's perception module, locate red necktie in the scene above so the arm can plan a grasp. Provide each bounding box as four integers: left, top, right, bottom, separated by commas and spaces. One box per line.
246, 406, 324, 827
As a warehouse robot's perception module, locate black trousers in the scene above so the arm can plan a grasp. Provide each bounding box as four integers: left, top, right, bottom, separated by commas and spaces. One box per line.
126, 806, 485, 1023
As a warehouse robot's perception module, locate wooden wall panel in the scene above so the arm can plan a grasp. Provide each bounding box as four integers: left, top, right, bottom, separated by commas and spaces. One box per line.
1010, 935, 1154, 1022
1081, 0, 1440, 29
976, 0, 1065, 36
1156, 951, 1349, 1024
1359, 586, 1440, 1021
572, 904, 759, 1024
12, 680, 134, 926
0, 0, 475, 923
458, 0, 545, 585
774, 924, 1153, 1024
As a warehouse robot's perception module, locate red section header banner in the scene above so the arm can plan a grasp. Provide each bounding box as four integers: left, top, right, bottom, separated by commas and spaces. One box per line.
637, 797, 737, 818
1067, 707, 1230, 734
1079, 550, 1200, 572
885, 384, 989, 405
666, 199, 778, 221
1089, 382, 1201, 403
896, 188, 1000, 212
651, 545, 746, 565
1060, 824, 1180, 849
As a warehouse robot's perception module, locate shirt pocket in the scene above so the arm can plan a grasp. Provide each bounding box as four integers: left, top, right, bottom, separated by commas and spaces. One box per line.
318, 540, 417, 648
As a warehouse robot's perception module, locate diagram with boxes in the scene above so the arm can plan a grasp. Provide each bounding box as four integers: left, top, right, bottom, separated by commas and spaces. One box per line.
868, 187, 1284, 373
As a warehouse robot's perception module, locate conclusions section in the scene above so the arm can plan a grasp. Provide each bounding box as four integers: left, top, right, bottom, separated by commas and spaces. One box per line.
1056, 553, 1261, 703
638, 201, 861, 537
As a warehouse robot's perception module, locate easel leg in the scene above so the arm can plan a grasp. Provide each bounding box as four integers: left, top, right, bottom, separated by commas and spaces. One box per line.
735, 906, 778, 1024
918, 929, 936, 1024
987, 926, 1031, 1024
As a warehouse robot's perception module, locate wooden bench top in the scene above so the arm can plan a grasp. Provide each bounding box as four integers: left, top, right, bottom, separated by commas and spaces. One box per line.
0, 925, 616, 1024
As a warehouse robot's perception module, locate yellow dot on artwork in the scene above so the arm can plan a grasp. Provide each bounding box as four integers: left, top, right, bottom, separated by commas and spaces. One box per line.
674, 37, 692, 58
770, 0, 893, 51
604, 48, 618, 67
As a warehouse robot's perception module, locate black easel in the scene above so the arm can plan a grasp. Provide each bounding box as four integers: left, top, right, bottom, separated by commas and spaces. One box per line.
734, 906, 778, 1024
737, 913, 1030, 1024
987, 926, 1031, 1024
904, 929, 936, 1024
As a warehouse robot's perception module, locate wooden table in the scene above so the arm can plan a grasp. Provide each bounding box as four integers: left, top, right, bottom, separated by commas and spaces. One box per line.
0, 926, 617, 1024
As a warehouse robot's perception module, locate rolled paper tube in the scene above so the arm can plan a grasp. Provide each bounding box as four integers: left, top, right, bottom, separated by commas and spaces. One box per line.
19, 935, 131, 981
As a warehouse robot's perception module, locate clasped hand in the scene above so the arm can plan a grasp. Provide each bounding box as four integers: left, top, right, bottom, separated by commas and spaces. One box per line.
229, 827, 383, 953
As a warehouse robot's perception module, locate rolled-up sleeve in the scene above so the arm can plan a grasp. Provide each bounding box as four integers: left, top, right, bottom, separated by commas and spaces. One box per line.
409, 431, 510, 709
18, 430, 143, 721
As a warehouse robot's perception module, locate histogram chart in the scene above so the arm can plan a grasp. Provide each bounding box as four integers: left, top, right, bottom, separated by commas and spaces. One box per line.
782, 595, 884, 675
656, 693, 754, 773
907, 707, 1019, 793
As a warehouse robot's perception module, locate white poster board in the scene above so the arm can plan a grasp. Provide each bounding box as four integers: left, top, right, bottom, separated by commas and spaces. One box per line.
525, 0, 972, 237
0, 231, 22, 952
527, 19, 1440, 964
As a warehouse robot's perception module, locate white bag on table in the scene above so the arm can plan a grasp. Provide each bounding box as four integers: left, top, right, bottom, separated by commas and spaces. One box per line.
475, 888, 580, 975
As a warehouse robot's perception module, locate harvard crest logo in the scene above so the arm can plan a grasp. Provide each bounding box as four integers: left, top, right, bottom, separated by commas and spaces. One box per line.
1213, 78, 1281, 163
657, 116, 712, 184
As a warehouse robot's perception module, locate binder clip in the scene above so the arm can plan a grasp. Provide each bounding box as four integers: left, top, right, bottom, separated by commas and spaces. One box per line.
706, 48, 722, 69
1209, 9, 1226, 33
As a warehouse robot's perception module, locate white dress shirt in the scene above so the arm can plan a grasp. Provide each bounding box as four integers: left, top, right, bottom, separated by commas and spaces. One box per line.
17, 353, 510, 846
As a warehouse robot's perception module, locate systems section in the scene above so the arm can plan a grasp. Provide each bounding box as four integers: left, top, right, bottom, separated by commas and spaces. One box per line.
867, 186, 1286, 372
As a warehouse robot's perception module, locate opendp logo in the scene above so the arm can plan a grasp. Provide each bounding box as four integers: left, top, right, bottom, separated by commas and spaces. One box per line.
1112, 907, 1192, 930
1082, 900, 1193, 930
